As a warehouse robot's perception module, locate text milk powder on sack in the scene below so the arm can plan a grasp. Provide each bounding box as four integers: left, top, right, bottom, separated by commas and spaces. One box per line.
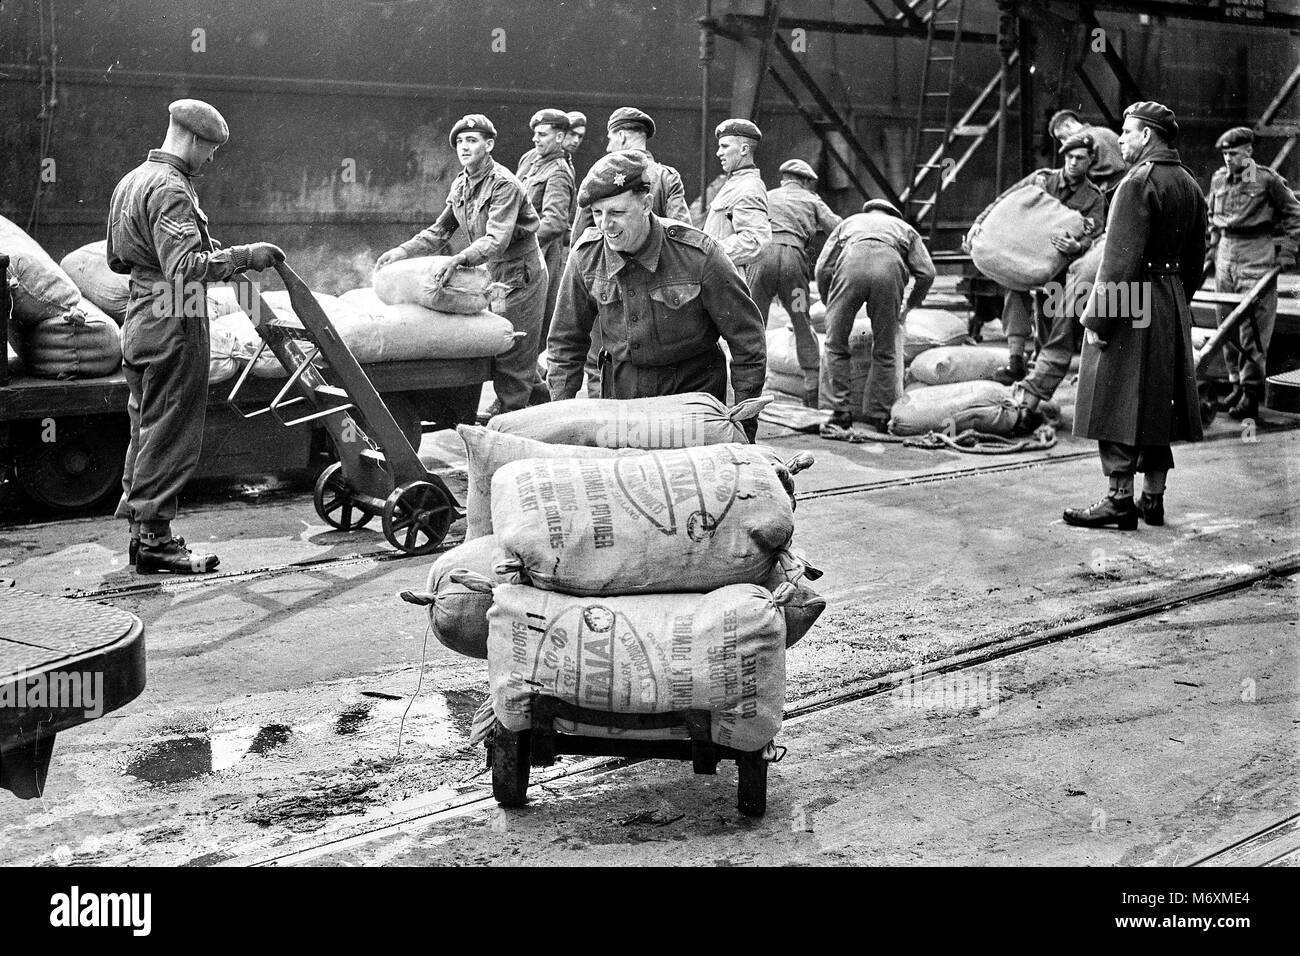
372, 256, 493, 315
485, 392, 768, 447
486, 582, 788, 750
490, 444, 796, 596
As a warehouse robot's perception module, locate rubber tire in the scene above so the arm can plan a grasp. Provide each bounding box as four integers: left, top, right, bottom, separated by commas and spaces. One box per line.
490, 722, 530, 808
13, 415, 127, 514
312, 461, 373, 530
737, 751, 768, 817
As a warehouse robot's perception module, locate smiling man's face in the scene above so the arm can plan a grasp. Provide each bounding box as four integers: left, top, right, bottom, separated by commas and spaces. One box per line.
591, 190, 653, 253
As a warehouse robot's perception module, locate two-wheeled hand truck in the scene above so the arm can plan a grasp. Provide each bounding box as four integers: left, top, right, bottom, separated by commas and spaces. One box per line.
226, 261, 460, 556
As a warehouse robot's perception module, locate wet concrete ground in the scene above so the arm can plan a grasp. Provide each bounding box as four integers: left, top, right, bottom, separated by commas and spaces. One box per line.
0, 384, 1296, 866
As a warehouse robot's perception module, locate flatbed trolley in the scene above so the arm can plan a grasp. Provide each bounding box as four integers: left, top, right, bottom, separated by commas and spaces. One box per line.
227, 261, 460, 555
488, 695, 778, 817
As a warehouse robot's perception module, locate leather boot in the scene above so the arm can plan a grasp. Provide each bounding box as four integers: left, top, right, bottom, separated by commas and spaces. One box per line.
136, 538, 219, 575
803, 388, 820, 409
1137, 493, 1164, 526
1063, 496, 1139, 530
1228, 386, 1260, 422
824, 410, 854, 431
994, 353, 1027, 386
1218, 384, 1244, 412
129, 535, 184, 566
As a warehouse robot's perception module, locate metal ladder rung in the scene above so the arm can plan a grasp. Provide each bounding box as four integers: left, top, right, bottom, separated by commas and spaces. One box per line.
929, 56, 954, 62
953, 124, 989, 136
921, 126, 949, 133
924, 91, 950, 97
935, 19, 961, 27
315, 384, 350, 399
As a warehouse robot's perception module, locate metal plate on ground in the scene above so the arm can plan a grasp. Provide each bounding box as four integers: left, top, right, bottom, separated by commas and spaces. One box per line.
1266, 369, 1300, 414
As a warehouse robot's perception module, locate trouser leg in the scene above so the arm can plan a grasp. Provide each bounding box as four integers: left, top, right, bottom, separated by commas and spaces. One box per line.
490, 252, 547, 413
539, 239, 565, 347
823, 252, 869, 416
748, 248, 779, 324
1022, 275, 1077, 401
1001, 289, 1034, 357
776, 247, 820, 390
861, 255, 907, 422
119, 308, 210, 543
1227, 237, 1278, 389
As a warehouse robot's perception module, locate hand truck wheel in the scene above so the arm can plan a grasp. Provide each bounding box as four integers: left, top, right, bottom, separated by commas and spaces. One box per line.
736, 749, 768, 817
381, 480, 455, 556
1197, 381, 1218, 429
313, 461, 373, 530
489, 721, 530, 808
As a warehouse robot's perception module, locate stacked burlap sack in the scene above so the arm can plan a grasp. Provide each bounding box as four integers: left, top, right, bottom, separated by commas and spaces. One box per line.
3, 218, 122, 379
413, 393, 827, 751
969, 183, 1089, 291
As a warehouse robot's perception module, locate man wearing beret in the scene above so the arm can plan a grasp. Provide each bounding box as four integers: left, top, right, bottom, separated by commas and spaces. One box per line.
815, 199, 935, 433
1066, 101, 1206, 530
563, 111, 588, 171
1049, 109, 1128, 196
548, 150, 767, 439
107, 98, 284, 574
965, 132, 1107, 389
1204, 125, 1300, 421
705, 119, 772, 280
377, 114, 546, 416
750, 159, 843, 407
516, 109, 576, 346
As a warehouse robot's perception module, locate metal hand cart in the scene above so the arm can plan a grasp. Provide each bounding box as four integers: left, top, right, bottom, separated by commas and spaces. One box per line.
226, 261, 460, 555
488, 695, 777, 817
1195, 265, 1282, 427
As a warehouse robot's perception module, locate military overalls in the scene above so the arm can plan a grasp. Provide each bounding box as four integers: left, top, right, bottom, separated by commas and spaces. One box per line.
516, 146, 575, 341
703, 165, 772, 285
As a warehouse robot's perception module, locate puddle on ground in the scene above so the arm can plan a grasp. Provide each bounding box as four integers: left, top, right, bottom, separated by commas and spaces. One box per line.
335, 702, 373, 735
125, 736, 213, 785
249, 724, 293, 754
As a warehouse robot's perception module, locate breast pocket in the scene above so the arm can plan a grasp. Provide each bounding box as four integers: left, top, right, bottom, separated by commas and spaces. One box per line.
647, 281, 704, 355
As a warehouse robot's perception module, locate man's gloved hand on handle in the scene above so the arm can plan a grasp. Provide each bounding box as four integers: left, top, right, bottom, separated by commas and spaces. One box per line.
232, 242, 285, 273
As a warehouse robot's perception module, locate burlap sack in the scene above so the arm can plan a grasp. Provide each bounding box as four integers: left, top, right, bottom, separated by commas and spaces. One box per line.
485, 581, 788, 750
902, 309, 972, 361
487, 392, 768, 448
491, 444, 796, 596
19, 300, 122, 379
970, 184, 1087, 291
1062, 233, 1106, 319
889, 380, 1025, 436
329, 291, 517, 362
60, 240, 130, 324
372, 256, 493, 314
209, 322, 242, 384
1, 214, 84, 326
420, 535, 503, 660
908, 345, 1010, 385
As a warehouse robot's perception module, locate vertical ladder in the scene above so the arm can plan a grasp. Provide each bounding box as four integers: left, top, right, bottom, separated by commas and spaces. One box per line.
905, 0, 966, 241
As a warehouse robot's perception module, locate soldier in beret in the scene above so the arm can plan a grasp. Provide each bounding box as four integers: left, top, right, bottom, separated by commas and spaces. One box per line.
547, 150, 767, 440
1204, 125, 1300, 421
705, 119, 772, 280
516, 109, 576, 349
815, 199, 935, 433
1066, 101, 1207, 530
377, 114, 546, 416
106, 98, 284, 574
563, 111, 588, 168
1048, 109, 1128, 196
750, 159, 842, 407
965, 131, 1107, 388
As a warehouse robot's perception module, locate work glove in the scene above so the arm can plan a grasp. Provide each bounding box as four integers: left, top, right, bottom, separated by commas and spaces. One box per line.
376, 247, 408, 270
235, 242, 285, 272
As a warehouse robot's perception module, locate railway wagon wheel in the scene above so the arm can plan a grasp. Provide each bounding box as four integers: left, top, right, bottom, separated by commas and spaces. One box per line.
381, 480, 455, 556
312, 461, 372, 530
489, 721, 530, 808
736, 750, 768, 817
13, 415, 127, 513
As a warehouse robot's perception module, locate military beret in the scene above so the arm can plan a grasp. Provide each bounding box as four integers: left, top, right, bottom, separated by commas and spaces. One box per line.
1216, 126, 1254, 150
607, 106, 656, 138
1124, 101, 1179, 139
779, 158, 817, 181
715, 118, 762, 142
861, 198, 903, 219
566, 111, 588, 131
530, 109, 570, 132
1047, 108, 1082, 136
448, 114, 497, 147
1059, 131, 1097, 156
168, 99, 229, 145
577, 150, 650, 208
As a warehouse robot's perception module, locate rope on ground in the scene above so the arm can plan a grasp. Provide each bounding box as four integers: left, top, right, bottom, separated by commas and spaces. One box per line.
819, 422, 1057, 454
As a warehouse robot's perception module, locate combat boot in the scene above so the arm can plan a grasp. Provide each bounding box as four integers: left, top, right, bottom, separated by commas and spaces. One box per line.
129, 535, 184, 565
1228, 386, 1260, 422
1063, 496, 1139, 530
1137, 493, 1164, 526
136, 538, 219, 575
993, 353, 1027, 386
824, 410, 854, 431
1218, 384, 1244, 412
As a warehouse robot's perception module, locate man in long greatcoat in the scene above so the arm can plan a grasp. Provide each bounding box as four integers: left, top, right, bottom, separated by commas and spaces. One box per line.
1064, 101, 1207, 530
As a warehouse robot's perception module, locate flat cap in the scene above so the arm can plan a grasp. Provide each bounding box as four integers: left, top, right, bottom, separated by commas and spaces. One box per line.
1124, 101, 1179, 139
577, 150, 650, 208
1216, 126, 1254, 150
168, 99, 229, 144
448, 114, 497, 147
566, 111, 588, 130
607, 106, 656, 138
861, 198, 903, 218
715, 118, 762, 142
530, 108, 570, 131
779, 158, 817, 181
1059, 131, 1097, 156
1047, 108, 1082, 135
